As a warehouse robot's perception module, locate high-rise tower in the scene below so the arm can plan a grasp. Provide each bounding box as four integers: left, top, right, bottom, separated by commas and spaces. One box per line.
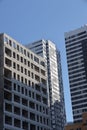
26, 40, 66, 130
65, 25, 87, 123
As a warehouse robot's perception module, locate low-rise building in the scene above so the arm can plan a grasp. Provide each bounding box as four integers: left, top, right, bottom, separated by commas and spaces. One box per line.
65, 112, 87, 130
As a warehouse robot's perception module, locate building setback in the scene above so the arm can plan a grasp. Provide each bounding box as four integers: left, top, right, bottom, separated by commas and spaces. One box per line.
26, 39, 66, 130
65, 25, 87, 123
0, 33, 51, 130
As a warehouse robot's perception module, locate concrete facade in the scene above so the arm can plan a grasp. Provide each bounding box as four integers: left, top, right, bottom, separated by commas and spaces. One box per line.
0, 33, 51, 130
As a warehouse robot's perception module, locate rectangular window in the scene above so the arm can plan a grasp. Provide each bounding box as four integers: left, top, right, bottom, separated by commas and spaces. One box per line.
21, 66, 23, 73
14, 106, 20, 115
22, 98, 28, 106
17, 64, 20, 71
30, 112, 35, 120
17, 54, 20, 61
22, 109, 28, 118
14, 118, 20, 128
14, 94, 20, 103
17, 45, 19, 51
13, 42, 16, 49
13, 62, 16, 69
24, 49, 26, 56
4, 36, 8, 43
13, 52, 16, 58
9, 39, 12, 46
5, 115, 12, 125
20, 47, 23, 54
5, 103, 12, 112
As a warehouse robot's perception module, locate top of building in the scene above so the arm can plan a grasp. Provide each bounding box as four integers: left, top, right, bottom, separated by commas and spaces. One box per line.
64, 24, 87, 38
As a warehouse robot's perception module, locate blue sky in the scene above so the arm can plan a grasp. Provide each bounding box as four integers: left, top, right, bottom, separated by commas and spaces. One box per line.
0, 0, 87, 122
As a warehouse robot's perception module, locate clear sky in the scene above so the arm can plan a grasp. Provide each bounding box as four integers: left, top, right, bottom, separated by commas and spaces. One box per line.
0, 0, 87, 122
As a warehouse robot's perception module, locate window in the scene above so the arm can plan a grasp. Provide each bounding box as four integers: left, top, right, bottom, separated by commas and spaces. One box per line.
35, 75, 40, 82
22, 98, 28, 106
28, 70, 30, 76
40, 116, 42, 123
27, 52, 30, 57
17, 45, 19, 51
21, 76, 23, 83
24, 59, 27, 65
14, 118, 20, 128
34, 56, 39, 63
28, 80, 31, 86
4, 36, 8, 43
35, 84, 40, 92
25, 68, 27, 75
30, 112, 35, 120
24, 49, 26, 55
9, 40, 12, 46
31, 54, 33, 59
17, 64, 20, 71
5, 47, 11, 57
36, 104, 38, 111
22, 109, 28, 118
13, 83, 16, 90
17, 74, 20, 81
22, 121, 28, 130
29, 90, 31, 97
37, 115, 39, 122
17, 54, 19, 61
41, 69, 45, 76
13, 42, 16, 49
31, 63, 34, 69
13, 52, 16, 58
40, 61, 45, 67
21, 57, 23, 63
36, 94, 41, 102
22, 87, 24, 94
25, 88, 27, 96
13, 62, 16, 69
21, 66, 23, 73
35, 65, 39, 72
14, 94, 20, 103
25, 78, 27, 85
5, 115, 12, 125
4, 91, 12, 101
14, 106, 20, 115
32, 92, 35, 99
31, 72, 34, 78
13, 72, 16, 79
28, 61, 30, 67
5, 58, 12, 67
5, 103, 12, 112
29, 101, 35, 109
18, 85, 20, 92
20, 47, 23, 54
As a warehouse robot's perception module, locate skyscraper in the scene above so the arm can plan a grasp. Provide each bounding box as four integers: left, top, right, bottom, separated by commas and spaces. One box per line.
0, 33, 51, 130
26, 39, 66, 130
65, 25, 87, 123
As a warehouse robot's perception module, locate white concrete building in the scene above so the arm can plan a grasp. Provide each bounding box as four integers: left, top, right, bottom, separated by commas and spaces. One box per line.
26, 40, 66, 130
0, 33, 51, 130
65, 25, 87, 123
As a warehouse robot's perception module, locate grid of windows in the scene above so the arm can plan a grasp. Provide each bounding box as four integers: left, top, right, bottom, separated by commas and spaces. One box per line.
2, 34, 51, 130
